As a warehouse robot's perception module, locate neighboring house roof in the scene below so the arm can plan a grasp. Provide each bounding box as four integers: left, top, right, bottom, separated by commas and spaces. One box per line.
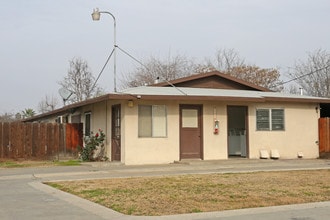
152, 71, 271, 92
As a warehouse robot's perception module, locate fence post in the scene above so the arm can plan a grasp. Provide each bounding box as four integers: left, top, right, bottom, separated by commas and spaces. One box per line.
0, 123, 3, 158
54, 123, 60, 161
24, 123, 33, 158
327, 118, 330, 154
0, 122, 3, 158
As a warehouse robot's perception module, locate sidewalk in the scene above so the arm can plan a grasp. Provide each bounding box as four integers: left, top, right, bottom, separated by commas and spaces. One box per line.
1, 159, 330, 220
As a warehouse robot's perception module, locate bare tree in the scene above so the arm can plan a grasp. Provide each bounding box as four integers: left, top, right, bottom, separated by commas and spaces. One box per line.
202, 48, 245, 72
229, 65, 283, 91
121, 48, 283, 91
201, 49, 283, 91
288, 49, 330, 97
38, 95, 59, 113
122, 54, 197, 88
0, 112, 16, 122
284, 84, 301, 95
58, 57, 104, 103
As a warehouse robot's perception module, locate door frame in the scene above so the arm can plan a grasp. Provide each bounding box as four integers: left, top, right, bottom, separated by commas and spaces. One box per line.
179, 104, 203, 160
111, 104, 121, 161
227, 105, 249, 158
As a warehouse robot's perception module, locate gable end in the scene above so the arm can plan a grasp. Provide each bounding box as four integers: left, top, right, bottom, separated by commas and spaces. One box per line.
153, 71, 270, 91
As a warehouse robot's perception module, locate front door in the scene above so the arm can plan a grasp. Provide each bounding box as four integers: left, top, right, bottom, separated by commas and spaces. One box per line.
180, 105, 203, 159
227, 106, 248, 157
111, 105, 121, 161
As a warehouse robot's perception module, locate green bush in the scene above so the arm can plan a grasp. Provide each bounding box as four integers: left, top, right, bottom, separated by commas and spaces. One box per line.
79, 129, 106, 161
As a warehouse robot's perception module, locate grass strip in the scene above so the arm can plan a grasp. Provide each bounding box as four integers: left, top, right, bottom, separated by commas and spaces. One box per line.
0, 160, 81, 168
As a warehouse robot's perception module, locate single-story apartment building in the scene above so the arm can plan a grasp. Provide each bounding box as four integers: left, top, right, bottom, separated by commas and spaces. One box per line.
24, 71, 330, 165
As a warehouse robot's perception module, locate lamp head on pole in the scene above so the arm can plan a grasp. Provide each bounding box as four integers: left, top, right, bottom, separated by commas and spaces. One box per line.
91, 8, 101, 21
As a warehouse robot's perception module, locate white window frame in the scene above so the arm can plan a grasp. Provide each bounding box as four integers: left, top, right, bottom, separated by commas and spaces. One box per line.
256, 108, 285, 131
138, 105, 167, 138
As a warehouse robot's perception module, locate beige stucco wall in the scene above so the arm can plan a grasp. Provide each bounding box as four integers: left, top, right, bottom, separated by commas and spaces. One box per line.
201, 102, 228, 160
83, 99, 320, 165
122, 100, 180, 165
122, 100, 234, 165
79, 101, 115, 160
247, 102, 320, 159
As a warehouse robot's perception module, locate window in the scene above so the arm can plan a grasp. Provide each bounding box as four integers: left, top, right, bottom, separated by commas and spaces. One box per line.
71, 114, 81, 123
85, 112, 91, 136
182, 109, 198, 128
256, 109, 284, 131
138, 105, 167, 137
256, 109, 270, 130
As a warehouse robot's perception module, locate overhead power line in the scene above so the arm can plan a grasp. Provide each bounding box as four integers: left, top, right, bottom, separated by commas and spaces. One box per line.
270, 65, 330, 88
92, 45, 187, 95
91, 48, 115, 92
93, 46, 329, 92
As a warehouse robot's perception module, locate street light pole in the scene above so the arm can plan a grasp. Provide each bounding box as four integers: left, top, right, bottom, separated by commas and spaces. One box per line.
91, 8, 117, 92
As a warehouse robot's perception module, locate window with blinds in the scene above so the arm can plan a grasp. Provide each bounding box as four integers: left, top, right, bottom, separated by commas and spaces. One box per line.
256, 108, 284, 131
256, 109, 270, 130
271, 109, 285, 130
138, 105, 167, 137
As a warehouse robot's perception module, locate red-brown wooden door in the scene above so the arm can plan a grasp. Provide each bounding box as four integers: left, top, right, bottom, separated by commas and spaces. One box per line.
111, 105, 121, 161
180, 105, 203, 159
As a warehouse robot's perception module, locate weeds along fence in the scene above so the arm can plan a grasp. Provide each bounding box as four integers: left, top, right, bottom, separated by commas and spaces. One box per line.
0, 122, 83, 160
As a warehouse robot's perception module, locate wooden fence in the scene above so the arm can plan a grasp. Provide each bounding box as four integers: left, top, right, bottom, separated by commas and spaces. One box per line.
0, 122, 83, 160
319, 118, 330, 158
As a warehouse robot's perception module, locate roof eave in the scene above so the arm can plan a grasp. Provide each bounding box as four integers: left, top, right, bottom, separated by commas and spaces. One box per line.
22, 93, 134, 122
264, 97, 330, 103
130, 94, 265, 102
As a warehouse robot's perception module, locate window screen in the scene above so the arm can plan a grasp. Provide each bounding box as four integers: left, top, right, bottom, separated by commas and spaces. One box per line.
138, 105, 167, 137
256, 109, 284, 131
256, 109, 270, 130
271, 109, 284, 130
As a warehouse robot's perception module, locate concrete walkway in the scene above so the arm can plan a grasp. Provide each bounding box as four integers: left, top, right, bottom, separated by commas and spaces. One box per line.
0, 159, 330, 220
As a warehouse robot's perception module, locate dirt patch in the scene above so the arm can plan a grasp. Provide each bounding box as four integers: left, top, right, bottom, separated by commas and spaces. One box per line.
47, 169, 330, 216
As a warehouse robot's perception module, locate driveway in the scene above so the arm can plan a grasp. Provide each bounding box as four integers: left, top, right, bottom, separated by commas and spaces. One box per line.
0, 159, 329, 220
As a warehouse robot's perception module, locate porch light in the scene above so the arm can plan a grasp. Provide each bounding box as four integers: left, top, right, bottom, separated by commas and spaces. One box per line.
128, 100, 134, 108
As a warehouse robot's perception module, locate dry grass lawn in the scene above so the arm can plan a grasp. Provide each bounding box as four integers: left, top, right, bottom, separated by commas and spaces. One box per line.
47, 170, 330, 216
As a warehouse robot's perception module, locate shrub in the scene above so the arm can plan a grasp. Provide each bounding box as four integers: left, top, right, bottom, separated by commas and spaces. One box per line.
79, 129, 106, 161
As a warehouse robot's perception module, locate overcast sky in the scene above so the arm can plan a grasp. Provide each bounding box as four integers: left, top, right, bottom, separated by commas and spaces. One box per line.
1, 0, 330, 114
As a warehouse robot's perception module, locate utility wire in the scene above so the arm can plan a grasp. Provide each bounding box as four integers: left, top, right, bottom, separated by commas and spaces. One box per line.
94, 45, 330, 95
91, 47, 115, 92
114, 45, 187, 95
270, 65, 330, 88
116, 46, 148, 69
117, 46, 188, 95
